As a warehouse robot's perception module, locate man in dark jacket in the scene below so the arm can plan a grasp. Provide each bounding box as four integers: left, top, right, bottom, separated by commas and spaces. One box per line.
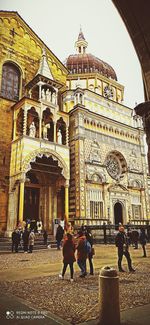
115, 226, 135, 272
85, 228, 94, 275
22, 228, 29, 253
12, 229, 20, 253
56, 224, 64, 250
139, 228, 148, 257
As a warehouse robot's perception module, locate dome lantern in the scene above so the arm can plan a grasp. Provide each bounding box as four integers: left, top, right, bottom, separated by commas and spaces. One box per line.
66, 30, 117, 80
75, 27, 88, 54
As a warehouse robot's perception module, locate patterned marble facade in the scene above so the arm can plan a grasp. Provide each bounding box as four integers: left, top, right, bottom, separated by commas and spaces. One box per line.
0, 12, 149, 235
65, 28, 150, 227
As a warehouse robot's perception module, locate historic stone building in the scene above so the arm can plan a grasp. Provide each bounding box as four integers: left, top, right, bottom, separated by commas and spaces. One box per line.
0, 11, 149, 235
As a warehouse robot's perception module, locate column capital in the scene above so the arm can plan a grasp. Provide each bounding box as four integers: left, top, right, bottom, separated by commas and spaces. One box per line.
65, 180, 69, 187
19, 173, 26, 183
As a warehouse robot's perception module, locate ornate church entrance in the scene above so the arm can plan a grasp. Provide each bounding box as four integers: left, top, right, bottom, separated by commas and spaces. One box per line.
114, 202, 123, 226
24, 187, 40, 221
23, 154, 67, 233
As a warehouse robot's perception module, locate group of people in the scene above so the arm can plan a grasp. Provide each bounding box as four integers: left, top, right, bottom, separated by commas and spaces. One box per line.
57, 222, 148, 280
12, 225, 48, 253
12, 228, 35, 253
57, 225, 95, 282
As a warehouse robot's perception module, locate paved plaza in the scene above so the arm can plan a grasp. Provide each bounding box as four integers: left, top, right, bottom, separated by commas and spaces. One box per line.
0, 244, 150, 324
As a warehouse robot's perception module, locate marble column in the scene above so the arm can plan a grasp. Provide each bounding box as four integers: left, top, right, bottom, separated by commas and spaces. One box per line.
18, 180, 25, 224
23, 109, 27, 135
65, 184, 69, 222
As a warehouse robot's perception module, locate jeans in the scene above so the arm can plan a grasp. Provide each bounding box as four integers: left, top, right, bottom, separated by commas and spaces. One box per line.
77, 259, 86, 275
118, 248, 132, 270
142, 244, 147, 257
29, 245, 33, 253
56, 240, 61, 249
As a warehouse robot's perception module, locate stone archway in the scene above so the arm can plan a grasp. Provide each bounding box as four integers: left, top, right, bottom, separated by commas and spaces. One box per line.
20, 148, 69, 233
22, 148, 69, 180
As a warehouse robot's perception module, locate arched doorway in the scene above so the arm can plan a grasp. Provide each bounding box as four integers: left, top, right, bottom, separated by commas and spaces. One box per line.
114, 202, 123, 226
23, 153, 68, 233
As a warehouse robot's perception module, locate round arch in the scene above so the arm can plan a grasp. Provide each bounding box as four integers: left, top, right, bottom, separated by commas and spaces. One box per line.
0, 59, 25, 78
114, 201, 124, 226
22, 148, 69, 180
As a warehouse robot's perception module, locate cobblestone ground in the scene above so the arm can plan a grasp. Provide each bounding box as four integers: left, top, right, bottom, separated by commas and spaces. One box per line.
0, 244, 150, 324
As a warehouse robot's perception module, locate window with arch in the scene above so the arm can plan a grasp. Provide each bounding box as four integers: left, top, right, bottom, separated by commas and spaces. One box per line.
1, 62, 20, 101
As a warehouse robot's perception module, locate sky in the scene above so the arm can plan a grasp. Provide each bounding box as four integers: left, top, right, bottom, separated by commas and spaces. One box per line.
1, 0, 144, 108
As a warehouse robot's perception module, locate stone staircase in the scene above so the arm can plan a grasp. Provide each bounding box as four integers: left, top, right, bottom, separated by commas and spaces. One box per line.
0, 234, 57, 253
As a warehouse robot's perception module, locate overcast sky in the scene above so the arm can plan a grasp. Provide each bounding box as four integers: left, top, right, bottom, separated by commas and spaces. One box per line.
1, 0, 144, 108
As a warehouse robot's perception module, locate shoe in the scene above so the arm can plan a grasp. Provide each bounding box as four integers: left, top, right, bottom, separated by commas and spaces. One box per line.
70, 278, 74, 283
59, 274, 64, 279
90, 273, 94, 275
119, 269, 125, 272
79, 274, 86, 278
142, 255, 147, 258
129, 268, 135, 272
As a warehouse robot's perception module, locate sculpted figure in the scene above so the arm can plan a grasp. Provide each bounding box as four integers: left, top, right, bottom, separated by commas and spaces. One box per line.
46, 89, 51, 102
52, 92, 56, 105
29, 121, 36, 138
57, 129, 62, 144
41, 88, 46, 100
43, 123, 50, 140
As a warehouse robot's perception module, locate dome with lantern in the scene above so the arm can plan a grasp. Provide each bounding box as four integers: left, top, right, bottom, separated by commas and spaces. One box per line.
65, 28, 117, 81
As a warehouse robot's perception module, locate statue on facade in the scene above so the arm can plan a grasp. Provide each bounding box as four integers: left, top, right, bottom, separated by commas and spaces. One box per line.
57, 129, 62, 144
52, 92, 56, 105
43, 123, 50, 140
46, 89, 51, 102
41, 88, 46, 100
29, 121, 36, 138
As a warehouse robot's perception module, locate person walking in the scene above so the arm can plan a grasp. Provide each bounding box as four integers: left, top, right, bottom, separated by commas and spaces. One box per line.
43, 229, 48, 246
103, 222, 107, 244
11, 229, 18, 253
139, 228, 148, 257
59, 233, 76, 282
85, 228, 94, 275
76, 230, 87, 277
56, 224, 64, 250
28, 230, 35, 253
22, 228, 29, 253
115, 226, 135, 272
12, 229, 21, 253
131, 228, 139, 249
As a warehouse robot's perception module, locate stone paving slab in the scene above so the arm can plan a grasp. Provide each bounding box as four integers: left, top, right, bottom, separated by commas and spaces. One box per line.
0, 293, 70, 325
79, 303, 150, 325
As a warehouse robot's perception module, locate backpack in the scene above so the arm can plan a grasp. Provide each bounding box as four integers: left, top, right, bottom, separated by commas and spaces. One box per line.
85, 240, 92, 254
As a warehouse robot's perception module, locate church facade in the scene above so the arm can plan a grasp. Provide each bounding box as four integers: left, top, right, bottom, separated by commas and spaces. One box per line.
0, 11, 149, 235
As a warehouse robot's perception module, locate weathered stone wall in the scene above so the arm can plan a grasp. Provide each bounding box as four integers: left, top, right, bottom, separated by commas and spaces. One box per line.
0, 11, 67, 233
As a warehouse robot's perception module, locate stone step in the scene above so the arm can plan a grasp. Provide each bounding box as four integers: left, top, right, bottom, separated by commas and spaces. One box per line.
0, 236, 57, 252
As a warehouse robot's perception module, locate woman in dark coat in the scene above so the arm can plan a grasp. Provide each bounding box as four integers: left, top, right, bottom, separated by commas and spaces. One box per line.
139, 228, 148, 257
59, 233, 76, 282
76, 230, 87, 277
